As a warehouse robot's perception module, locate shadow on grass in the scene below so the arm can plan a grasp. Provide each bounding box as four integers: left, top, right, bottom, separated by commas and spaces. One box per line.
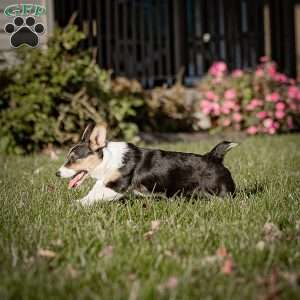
118, 181, 267, 206
120, 192, 217, 205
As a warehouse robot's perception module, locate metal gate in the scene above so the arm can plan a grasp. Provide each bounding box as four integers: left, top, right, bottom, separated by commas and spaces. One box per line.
54, 0, 175, 87
54, 0, 297, 86
183, 0, 265, 81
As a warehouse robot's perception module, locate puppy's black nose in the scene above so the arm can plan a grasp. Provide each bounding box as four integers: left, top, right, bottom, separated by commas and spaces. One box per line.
55, 171, 61, 177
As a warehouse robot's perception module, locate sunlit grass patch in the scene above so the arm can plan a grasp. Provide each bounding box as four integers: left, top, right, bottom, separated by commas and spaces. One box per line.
0, 135, 300, 300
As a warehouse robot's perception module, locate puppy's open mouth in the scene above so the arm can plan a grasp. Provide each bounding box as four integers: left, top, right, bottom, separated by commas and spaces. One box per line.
68, 170, 88, 189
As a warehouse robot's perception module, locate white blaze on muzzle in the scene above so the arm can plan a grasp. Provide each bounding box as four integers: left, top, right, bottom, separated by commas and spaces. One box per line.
58, 166, 77, 178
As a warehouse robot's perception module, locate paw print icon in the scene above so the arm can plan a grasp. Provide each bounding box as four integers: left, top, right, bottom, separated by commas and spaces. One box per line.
4, 16, 45, 48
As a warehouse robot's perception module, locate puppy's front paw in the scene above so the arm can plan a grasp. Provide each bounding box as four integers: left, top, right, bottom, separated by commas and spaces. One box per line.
77, 197, 93, 206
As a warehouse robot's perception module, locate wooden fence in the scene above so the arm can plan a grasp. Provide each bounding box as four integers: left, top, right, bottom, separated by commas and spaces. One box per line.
54, 0, 299, 87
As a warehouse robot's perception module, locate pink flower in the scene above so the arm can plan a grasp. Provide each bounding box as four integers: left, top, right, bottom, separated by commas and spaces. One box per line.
215, 62, 227, 72
268, 127, 276, 135
275, 110, 285, 119
275, 102, 285, 111
209, 61, 227, 78
200, 100, 210, 108
223, 100, 236, 110
266, 92, 280, 102
224, 89, 237, 101
205, 91, 219, 101
233, 113, 242, 122
202, 108, 211, 115
211, 102, 221, 116
251, 99, 263, 107
260, 56, 270, 63
201, 99, 222, 116
200, 100, 212, 115
266, 120, 279, 135
233, 104, 240, 112
288, 86, 298, 99
263, 118, 273, 128
255, 69, 264, 77
246, 104, 254, 111
266, 63, 277, 78
256, 111, 268, 119
222, 119, 231, 126
246, 99, 263, 111
274, 73, 288, 83
232, 69, 243, 78
247, 126, 258, 135
221, 106, 231, 114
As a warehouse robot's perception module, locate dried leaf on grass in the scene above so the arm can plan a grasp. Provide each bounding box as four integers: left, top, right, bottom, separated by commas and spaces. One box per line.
127, 273, 137, 281
263, 222, 283, 242
143, 231, 155, 240
257, 269, 281, 300
158, 276, 178, 292
202, 246, 235, 275
98, 245, 113, 257
47, 184, 56, 192
151, 220, 161, 231
51, 239, 63, 247
258, 270, 300, 300
144, 220, 161, 240
37, 249, 57, 258
33, 167, 43, 175
216, 246, 229, 258
221, 257, 234, 275
66, 265, 79, 279
164, 249, 179, 261
280, 271, 300, 287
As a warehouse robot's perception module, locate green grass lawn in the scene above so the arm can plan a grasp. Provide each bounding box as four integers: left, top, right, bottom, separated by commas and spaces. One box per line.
1, 135, 300, 300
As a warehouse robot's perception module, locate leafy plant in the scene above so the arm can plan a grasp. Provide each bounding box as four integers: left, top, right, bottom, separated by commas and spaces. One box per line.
0, 24, 144, 154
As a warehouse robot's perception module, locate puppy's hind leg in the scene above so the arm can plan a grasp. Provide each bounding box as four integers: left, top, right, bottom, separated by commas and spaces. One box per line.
78, 181, 123, 206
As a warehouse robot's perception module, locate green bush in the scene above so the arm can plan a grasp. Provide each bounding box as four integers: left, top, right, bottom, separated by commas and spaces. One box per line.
0, 25, 144, 154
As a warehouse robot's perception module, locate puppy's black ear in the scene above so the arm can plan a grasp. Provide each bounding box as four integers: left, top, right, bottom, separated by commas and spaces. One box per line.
80, 123, 95, 143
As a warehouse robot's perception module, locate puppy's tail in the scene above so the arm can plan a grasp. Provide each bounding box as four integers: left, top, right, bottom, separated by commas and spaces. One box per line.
206, 141, 238, 163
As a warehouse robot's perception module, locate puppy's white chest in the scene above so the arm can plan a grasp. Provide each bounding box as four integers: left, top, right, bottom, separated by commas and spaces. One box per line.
90, 142, 127, 183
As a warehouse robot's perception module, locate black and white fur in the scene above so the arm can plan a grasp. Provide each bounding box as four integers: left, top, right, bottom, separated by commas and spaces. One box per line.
56, 124, 237, 206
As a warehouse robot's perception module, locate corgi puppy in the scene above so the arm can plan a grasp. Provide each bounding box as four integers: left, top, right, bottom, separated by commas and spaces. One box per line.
56, 124, 237, 205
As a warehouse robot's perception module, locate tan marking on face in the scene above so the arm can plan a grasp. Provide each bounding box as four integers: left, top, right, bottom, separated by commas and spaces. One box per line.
104, 169, 122, 185
66, 154, 102, 172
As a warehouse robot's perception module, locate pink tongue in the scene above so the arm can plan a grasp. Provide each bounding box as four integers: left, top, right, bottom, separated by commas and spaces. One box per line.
68, 172, 84, 189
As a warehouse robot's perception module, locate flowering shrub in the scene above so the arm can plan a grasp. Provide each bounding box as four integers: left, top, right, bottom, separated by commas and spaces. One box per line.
195, 58, 300, 135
